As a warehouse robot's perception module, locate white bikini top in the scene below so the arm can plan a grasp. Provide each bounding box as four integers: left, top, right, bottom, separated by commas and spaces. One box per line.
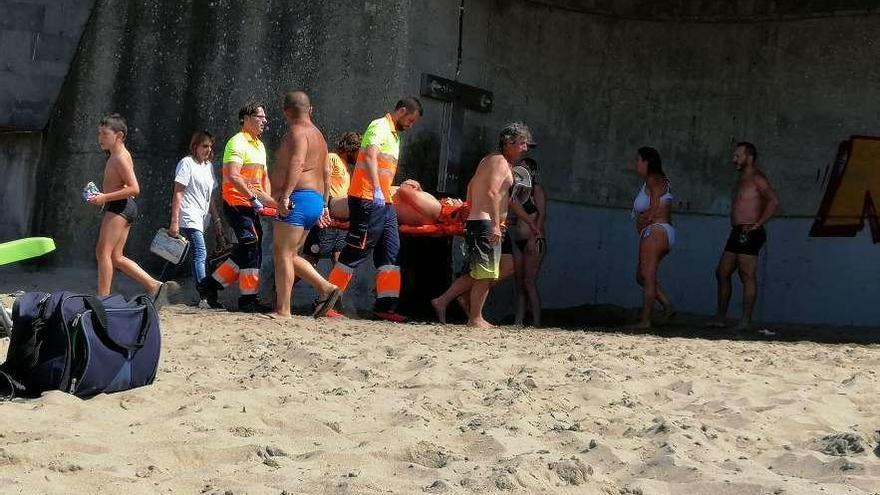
632, 180, 673, 214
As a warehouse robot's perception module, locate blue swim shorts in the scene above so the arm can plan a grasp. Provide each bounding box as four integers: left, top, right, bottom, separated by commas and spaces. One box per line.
277, 189, 324, 229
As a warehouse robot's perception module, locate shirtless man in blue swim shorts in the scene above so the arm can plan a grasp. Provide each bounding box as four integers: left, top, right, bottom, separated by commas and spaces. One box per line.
271, 91, 340, 318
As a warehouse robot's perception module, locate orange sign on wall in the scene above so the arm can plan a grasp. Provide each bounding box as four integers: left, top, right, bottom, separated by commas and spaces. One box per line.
810, 136, 880, 243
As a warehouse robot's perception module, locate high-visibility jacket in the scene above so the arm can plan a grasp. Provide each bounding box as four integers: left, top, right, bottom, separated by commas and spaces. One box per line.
349, 114, 400, 204
221, 131, 267, 206
327, 152, 351, 199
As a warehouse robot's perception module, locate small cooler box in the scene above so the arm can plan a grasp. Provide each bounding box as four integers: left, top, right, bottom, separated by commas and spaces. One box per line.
150, 228, 189, 265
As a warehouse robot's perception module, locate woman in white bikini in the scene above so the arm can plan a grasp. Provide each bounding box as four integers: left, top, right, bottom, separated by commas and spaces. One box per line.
631, 146, 675, 328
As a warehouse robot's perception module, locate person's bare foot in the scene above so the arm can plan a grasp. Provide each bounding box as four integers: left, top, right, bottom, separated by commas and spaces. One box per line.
152, 281, 180, 310
467, 318, 494, 329
662, 304, 677, 320
732, 319, 752, 332
707, 315, 727, 328
625, 320, 652, 329
431, 297, 447, 324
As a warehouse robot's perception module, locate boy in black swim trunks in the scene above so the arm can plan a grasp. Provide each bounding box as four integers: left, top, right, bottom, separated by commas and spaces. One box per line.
88, 113, 177, 303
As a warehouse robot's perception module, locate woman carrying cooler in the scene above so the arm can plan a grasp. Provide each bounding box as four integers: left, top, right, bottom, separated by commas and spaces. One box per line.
168, 131, 219, 307
631, 146, 676, 328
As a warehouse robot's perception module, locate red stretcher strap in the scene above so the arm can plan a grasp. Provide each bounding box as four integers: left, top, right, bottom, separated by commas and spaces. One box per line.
399, 223, 464, 237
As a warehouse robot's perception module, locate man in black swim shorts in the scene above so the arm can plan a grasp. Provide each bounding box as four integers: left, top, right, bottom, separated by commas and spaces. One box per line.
711, 142, 779, 331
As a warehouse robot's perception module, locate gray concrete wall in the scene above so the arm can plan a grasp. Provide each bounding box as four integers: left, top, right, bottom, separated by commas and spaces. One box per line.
23, 0, 880, 324
465, 1, 880, 216
0, 0, 94, 129
0, 131, 42, 241
33, 0, 427, 267
414, 1, 880, 325
528, 0, 880, 21
486, 201, 880, 326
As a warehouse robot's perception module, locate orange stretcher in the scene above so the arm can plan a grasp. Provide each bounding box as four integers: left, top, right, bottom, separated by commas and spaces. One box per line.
328, 198, 470, 237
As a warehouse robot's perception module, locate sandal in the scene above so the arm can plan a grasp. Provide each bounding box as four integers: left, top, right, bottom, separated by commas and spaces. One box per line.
313, 288, 341, 318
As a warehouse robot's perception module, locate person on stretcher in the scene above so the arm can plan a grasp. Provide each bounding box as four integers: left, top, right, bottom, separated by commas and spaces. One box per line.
327, 179, 466, 226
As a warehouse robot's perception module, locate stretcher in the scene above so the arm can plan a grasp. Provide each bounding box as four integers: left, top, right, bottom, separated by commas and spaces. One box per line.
328, 199, 471, 237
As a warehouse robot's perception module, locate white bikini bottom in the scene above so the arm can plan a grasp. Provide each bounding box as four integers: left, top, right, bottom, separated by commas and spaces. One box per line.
640, 222, 676, 248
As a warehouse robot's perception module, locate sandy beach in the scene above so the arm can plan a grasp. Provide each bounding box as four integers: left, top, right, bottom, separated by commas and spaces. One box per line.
0, 269, 879, 494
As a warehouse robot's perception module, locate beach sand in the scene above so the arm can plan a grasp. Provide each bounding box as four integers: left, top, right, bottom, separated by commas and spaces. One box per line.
1, 269, 879, 494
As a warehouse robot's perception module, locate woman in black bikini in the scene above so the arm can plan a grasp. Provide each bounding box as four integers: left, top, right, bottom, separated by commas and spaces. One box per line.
511, 158, 546, 326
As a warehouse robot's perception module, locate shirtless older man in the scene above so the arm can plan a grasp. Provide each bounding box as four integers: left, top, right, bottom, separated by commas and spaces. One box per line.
710, 142, 779, 330
432, 122, 532, 329
271, 91, 339, 318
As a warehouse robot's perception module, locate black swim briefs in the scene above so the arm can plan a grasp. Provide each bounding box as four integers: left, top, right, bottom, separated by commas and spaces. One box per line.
104, 197, 139, 224
724, 225, 766, 256
501, 228, 513, 255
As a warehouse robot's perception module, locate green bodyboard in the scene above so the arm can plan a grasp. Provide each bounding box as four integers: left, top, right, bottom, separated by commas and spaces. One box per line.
0, 237, 56, 266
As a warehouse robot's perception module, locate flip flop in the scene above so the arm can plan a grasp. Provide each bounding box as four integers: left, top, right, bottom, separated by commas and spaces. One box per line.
312, 288, 341, 318
152, 281, 180, 310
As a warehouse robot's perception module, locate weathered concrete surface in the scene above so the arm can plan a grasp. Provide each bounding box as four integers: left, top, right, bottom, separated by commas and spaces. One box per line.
473, 2, 880, 216
33, 0, 431, 269
0, 131, 42, 241
17, 0, 880, 324
0, 0, 94, 129
535, 0, 880, 21
486, 201, 880, 326
33, 0, 880, 246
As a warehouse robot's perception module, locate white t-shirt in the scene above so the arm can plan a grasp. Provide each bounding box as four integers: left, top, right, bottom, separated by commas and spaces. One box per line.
174, 156, 216, 231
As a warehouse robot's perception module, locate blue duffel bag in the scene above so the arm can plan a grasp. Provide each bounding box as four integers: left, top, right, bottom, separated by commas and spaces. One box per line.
0, 291, 161, 399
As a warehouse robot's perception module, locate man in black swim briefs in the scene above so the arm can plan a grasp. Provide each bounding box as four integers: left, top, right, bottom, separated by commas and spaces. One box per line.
710, 142, 779, 331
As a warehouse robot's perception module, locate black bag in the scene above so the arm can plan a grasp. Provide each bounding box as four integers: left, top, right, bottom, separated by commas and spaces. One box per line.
0, 291, 161, 399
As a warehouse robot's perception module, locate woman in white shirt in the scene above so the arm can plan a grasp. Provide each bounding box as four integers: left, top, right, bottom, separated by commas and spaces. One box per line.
168, 131, 218, 306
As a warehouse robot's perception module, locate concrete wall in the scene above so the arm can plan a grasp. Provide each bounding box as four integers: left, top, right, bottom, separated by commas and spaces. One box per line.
521, 201, 880, 326
0, 131, 42, 241
452, 1, 880, 325
33, 0, 430, 268
527, 0, 880, 21
0, 0, 94, 129
470, 2, 880, 216
23, 0, 880, 324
